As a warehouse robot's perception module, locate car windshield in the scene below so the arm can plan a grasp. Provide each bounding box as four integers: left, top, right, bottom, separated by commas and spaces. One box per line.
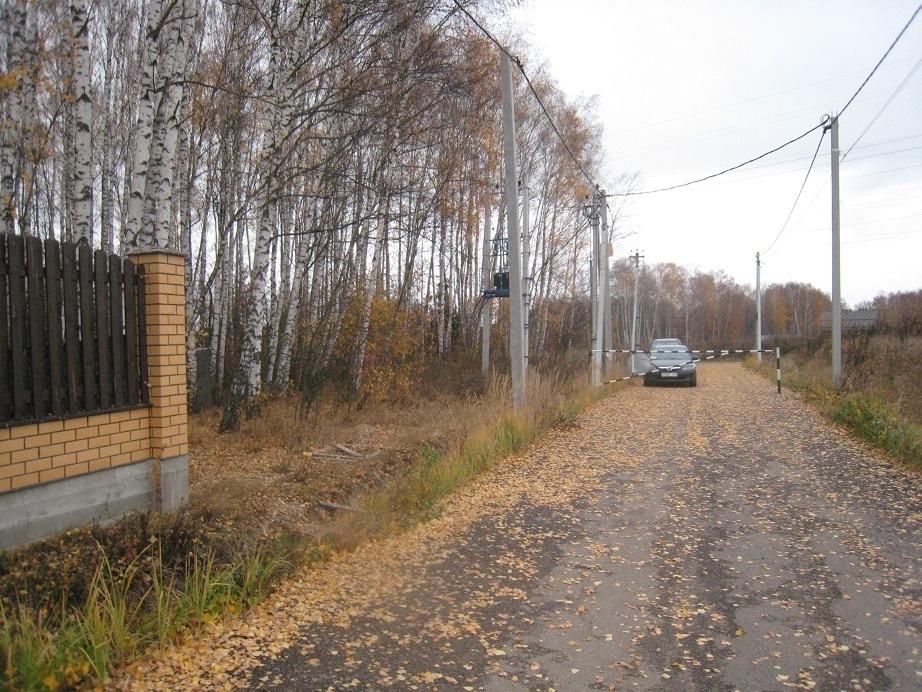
650, 350, 691, 362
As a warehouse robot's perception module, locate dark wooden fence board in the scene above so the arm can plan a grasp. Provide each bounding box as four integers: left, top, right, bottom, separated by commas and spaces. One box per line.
9, 235, 28, 421
124, 261, 139, 405
61, 242, 81, 412
78, 243, 97, 412
137, 266, 148, 404
94, 249, 112, 410
0, 234, 148, 426
109, 255, 126, 407
45, 239, 65, 416
0, 238, 10, 421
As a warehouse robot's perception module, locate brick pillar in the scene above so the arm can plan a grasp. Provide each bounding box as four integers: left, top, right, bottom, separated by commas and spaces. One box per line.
130, 251, 189, 511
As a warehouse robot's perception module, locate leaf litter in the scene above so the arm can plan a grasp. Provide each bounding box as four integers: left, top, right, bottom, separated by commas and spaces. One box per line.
113, 364, 922, 690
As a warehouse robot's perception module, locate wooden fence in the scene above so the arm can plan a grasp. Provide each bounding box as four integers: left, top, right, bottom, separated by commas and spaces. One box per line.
0, 234, 148, 426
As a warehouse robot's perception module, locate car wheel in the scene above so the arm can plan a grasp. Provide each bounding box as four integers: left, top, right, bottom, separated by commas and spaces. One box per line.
643, 380, 650, 387
690, 376, 697, 387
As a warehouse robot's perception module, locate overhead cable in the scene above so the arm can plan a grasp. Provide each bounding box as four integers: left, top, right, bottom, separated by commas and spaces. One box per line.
615, 117, 830, 197
836, 1, 922, 120
761, 128, 827, 256
450, 0, 601, 193
618, 0, 922, 196
843, 55, 922, 160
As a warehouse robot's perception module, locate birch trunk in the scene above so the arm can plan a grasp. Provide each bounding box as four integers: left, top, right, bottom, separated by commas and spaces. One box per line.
350, 209, 384, 398
0, 0, 27, 235
219, 16, 284, 431
124, 0, 162, 249
143, 2, 194, 250
69, 0, 93, 244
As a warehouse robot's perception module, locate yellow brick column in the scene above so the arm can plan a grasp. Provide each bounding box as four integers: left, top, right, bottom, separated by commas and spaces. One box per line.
130, 251, 189, 511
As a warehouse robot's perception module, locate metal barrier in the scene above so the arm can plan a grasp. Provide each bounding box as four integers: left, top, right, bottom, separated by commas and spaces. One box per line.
593, 348, 782, 393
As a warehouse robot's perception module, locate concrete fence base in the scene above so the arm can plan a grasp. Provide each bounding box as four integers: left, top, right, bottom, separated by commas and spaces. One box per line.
0, 454, 189, 550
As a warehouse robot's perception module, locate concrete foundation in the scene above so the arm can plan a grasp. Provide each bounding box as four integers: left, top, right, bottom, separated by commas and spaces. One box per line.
0, 454, 190, 551
160, 454, 190, 513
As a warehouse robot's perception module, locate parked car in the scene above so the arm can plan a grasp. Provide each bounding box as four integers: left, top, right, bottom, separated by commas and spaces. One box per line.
650, 338, 683, 352
643, 346, 697, 387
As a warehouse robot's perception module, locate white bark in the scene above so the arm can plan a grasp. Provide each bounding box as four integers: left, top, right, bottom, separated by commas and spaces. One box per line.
70, 0, 93, 244
350, 210, 384, 396
1, 0, 27, 235
124, 0, 162, 250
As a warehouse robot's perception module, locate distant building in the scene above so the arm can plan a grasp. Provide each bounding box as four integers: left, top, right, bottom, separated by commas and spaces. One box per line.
819, 309, 878, 331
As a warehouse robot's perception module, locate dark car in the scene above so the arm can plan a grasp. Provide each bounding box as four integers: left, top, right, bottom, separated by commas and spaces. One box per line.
643, 346, 697, 387
650, 338, 683, 351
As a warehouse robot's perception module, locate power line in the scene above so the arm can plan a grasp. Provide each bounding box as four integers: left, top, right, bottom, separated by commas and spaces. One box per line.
616, 117, 830, 197
837, 1, 922, 119
843, 55, 922, 160
618, 0, 922, 197
450, 0, 601, 193
761, 128, 828, 255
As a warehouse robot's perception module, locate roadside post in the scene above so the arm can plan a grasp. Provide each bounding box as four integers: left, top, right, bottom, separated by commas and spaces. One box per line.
776, 347, 782, 394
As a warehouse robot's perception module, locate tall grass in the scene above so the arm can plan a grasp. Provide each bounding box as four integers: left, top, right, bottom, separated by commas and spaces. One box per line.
331, 367, 608, 544
0, 541, 289, 690
828, 394, 922, 472
746, 335, 922, 474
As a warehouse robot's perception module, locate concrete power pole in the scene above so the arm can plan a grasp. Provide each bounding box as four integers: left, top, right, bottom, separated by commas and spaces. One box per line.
521, 174, 531, 368
629, 250, 643, 374
481, 201, 492, 375
829, 114, 842, 388
500, 50, 526, 408
584, 194, 602, 385
756, 252, 762, 363
600, 191, 611, 378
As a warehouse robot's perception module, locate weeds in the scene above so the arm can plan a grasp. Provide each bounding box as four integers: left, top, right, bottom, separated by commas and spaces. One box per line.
331, 367, 609, 542
828, 394, 922, 472
746, 337, 922, 473
0, 537, 291, 690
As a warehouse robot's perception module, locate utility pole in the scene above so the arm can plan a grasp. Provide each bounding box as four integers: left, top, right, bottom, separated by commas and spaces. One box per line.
600, 191, 611, 378
829, 114, 842, 388
500, 50, 526, 408
755, 252, 762, 363
521, 174, 531, 368
481, 200, 492, 375
584, 194, 602, 385
629, 250, 643, 374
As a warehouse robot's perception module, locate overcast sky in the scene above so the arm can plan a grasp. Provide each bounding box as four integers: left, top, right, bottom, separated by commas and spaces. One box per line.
505, 0, 922, 306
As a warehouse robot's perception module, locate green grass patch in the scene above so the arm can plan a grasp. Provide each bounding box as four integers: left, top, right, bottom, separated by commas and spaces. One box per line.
1, 535, 293, 690
828, 393, 922, 472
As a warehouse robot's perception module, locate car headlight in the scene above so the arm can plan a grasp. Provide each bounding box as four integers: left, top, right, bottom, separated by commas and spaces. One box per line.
681, 363, 696, 372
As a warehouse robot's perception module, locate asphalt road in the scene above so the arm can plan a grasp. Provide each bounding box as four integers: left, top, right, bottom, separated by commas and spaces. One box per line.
128, 362, 922, 690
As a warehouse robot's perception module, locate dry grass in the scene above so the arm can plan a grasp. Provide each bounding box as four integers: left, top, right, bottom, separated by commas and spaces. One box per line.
748, 333, 922, 472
